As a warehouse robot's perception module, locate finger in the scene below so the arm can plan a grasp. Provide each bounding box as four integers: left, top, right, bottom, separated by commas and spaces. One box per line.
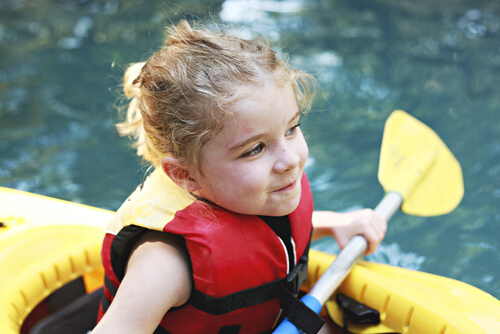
361, 225, 384, 254
366, 213, 386, 239
377, 215, 388, 234
373, 216, 387, 239
336, 234, 351, 250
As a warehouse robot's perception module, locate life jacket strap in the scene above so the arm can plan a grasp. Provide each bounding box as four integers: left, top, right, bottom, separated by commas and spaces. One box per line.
278, 285, 326, 334
189, 278, 285, 315
277, 251, 326, 334
187, 242, 312, 316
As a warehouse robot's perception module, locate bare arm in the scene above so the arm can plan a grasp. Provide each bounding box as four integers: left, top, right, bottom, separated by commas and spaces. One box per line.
92, 231, 192, 334
312, 209, 387, 254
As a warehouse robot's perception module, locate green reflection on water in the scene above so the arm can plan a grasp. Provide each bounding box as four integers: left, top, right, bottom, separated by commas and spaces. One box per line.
1, 0, 499, 299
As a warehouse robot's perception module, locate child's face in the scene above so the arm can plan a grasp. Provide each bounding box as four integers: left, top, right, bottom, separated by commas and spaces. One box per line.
193, 84, 309, 217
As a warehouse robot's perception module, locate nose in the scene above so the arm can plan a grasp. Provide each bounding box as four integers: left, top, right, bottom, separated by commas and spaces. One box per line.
272, 141, 301, 173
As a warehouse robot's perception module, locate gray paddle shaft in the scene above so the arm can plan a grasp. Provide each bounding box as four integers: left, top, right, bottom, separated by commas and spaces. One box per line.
307, 191, 403, 306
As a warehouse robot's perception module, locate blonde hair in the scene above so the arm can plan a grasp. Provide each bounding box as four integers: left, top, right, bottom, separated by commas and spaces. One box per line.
117, 20, 316, 171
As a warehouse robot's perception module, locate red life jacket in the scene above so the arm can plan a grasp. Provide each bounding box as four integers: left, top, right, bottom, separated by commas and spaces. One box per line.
98, 170, 313, 333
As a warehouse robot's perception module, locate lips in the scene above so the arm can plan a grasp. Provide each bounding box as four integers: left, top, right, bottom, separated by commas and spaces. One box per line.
273, 180, 297, 192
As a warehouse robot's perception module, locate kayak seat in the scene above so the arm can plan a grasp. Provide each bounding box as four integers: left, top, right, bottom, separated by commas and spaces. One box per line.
29, 287, 102, 334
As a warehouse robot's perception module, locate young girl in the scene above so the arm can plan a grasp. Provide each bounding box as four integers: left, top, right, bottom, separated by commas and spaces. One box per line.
93, 20, 386, 334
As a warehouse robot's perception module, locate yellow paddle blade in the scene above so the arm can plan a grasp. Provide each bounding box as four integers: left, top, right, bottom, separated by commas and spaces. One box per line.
378, 110, 464, 216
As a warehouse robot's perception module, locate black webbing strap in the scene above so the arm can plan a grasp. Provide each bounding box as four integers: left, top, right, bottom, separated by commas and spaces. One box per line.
104, 274, 118, 296
100, 274, 118, 313
188, 248, 324, 333
278, 287, 325, 334
100, 292, 110, 313
277, 238, 325, 334
189, 238, 312, 316
189, 274, 325, 333
110, 225, 148, 281
189, 278, 284, 315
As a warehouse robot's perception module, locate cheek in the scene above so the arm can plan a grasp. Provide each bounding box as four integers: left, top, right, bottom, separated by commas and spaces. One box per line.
234, 165, 265, 186
226, 164, 269, 194
205, 162, 254, 186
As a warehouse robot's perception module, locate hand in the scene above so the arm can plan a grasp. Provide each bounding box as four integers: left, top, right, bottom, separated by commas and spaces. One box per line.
312, 209, 387, 255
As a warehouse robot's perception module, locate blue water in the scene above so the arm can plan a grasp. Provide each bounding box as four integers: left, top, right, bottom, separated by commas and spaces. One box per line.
1, 0, 499, 300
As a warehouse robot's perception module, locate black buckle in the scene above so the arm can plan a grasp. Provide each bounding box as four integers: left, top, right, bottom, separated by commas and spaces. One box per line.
336, 293, 380, 325
285, 256, 308, 295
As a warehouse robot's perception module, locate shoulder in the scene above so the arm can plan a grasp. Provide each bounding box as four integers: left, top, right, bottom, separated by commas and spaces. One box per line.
126, 230, 192, 303
95, 231, 192, 333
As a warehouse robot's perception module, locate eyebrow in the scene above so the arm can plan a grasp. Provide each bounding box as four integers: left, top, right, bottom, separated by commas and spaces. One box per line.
228, 110, 301, 152
228, 133, 264, 152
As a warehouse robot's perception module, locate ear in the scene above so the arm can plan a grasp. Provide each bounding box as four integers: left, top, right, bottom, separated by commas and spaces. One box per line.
160, 156, 201, 192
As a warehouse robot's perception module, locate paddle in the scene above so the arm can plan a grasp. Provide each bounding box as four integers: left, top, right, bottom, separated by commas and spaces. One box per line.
273, 110, 464, 333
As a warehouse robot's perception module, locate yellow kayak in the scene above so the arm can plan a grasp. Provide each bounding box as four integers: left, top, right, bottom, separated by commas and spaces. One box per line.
1, 186, 499, 334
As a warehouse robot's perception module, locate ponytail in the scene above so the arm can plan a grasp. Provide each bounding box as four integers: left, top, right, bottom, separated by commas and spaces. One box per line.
116, 62, 160, 163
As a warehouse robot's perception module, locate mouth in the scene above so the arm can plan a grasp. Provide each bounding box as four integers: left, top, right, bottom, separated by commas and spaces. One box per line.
272, 180, 297, 193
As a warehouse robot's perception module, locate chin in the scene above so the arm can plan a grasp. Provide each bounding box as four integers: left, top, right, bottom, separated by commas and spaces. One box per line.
267, 197, 301, 217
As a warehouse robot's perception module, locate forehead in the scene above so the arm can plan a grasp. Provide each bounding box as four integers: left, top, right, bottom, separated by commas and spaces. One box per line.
226, 84, 298, 124
217, 84, 298, 144
197, 84, 299, 166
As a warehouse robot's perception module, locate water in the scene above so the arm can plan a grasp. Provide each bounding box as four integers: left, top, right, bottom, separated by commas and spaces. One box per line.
1, 0, 499, 300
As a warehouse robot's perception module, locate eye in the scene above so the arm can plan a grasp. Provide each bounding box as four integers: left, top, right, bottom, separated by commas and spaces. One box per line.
285, 122, 302, 136
241, 143, 265, 158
